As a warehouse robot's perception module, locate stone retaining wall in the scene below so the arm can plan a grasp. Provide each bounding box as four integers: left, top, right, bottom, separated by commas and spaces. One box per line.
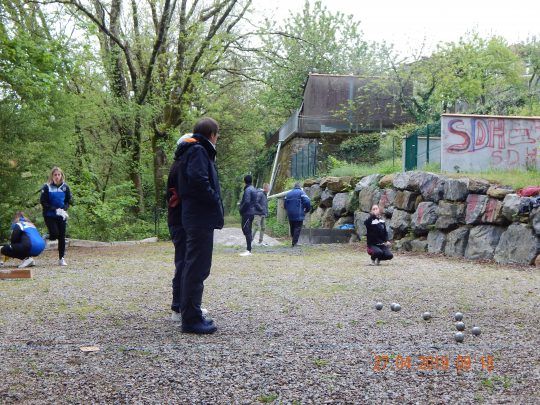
303, 172, 540, 266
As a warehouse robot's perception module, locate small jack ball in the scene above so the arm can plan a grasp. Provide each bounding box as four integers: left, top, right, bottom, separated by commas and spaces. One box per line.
375, 302, 383, 310
422, 312, 432, 320
454, 312, 464, 321
471, 326, 481, 336
392, 303, 401, 312
455, 321, 465, 331
455, 332, 465, 343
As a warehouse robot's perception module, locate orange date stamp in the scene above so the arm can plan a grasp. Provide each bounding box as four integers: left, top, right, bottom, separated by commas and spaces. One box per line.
373, 354, 494, 373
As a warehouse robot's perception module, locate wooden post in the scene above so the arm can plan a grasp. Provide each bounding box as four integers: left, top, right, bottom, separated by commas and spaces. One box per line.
0, 269, 33, 279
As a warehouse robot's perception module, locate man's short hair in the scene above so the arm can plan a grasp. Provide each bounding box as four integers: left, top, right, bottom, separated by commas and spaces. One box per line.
193, 117, 219, 139
244, 175, 253, 184
294, 182, 301, 188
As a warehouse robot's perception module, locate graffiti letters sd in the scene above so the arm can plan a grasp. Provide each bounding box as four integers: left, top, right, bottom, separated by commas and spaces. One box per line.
442, 116, 540, 170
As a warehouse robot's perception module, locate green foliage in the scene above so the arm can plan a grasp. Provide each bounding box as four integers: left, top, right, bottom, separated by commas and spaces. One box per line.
337, 133, 381, 164
327, 158, 402, 177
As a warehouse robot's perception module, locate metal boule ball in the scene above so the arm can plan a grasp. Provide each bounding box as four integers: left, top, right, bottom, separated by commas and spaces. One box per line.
454, 312, 463, 321
375, 302, 383, 310
392, 303, 401, 312
455, 332, 465, 343
455, 321, 465, 331
471, 326, 481, 336
422, 312, 432, 321
390, 303, 396, 311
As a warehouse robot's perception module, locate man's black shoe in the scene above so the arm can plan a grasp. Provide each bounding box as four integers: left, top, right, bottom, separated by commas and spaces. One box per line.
182, 321, 217, 334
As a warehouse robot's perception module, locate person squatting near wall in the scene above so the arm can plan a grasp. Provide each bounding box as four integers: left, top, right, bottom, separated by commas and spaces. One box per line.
364, 204, 393, 266
40, 166, 72, 266
284, 182, 311, 247
167, 117, 223, 335
1, 212, 45, 269
238, 174, 258, 256
252, 183, 269, 246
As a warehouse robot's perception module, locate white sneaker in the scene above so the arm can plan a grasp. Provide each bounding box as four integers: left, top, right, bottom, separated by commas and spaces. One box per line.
171, 308, 209, 322
59, 258, 67, 266
239, 251, 252, 257
18, 257, 34, 268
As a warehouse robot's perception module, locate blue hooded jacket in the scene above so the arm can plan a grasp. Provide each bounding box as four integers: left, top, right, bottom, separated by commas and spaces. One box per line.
284, 185, 311, 221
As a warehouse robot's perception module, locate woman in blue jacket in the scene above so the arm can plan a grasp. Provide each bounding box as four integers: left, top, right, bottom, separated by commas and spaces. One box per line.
40, 166, 72, 266
1, 212, 45, 268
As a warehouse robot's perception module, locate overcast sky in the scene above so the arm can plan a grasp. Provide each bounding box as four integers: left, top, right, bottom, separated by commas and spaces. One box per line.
251, 0, 539, 55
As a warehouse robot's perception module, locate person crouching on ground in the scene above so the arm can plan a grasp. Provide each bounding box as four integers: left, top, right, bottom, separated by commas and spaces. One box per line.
284, 182, 311, 247
1, 211, 45, 268
364, 204, 393, 265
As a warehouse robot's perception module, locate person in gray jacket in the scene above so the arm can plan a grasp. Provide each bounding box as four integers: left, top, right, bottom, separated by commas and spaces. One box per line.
238, 175, 258, 256
252, 183, 269, 245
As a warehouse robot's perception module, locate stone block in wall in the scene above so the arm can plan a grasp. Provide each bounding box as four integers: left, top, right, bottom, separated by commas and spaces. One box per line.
394, 190, 419, 212
359, 187, 382, 212
494, 223, 540, 265
487, 186, 514, 200
444, 227, 470, 257
390, 209, 411, 237
303, 178, 320, 187
378, 174, 395, 188
418, 173, 446, 203
435, 201, 465, 230
464, 225, 505, 260
530, 207, 540, 235
427, 230, 446, 253
392, 171, 414, 190
465, 194, 488, 225
355, 174, 383, 192
443, 178, 469, 201
501, 194, 529, 222
306, 184, 322, 201
379, 189, 397, 216
319, 189, 334, 208
321, 207, 336, 228
394, 237, 412, 251
386, 221, 394, 241
482, 198, 505, 224
309, 207, 325, 227
465, 178, 490, 194
410, 239, 428, 252
332, 193, 351, 217
412, 202, 438, 235
320, 176, 351, 192
333, 216, 354, 229
354, 210, 371, 239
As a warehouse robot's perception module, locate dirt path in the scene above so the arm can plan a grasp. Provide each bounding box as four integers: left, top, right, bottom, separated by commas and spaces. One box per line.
0, 243, 538, 403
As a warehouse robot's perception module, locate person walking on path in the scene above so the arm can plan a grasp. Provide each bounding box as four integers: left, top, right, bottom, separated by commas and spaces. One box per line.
252, 183, 269, 246
1, 212, 45, 268
40, 166, 72, 266
238, 174, 258, 256
364, 204, 393, 265
284, 182, 311, 247
166, 117, 224, 335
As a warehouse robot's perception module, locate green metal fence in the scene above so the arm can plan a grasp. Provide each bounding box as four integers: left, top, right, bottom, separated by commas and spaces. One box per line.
404, 121, 441, 171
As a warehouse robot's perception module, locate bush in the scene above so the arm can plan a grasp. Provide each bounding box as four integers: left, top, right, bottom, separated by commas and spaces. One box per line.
337, 133, 381, 164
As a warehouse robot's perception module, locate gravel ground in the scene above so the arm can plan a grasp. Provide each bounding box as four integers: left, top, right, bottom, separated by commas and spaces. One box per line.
0, 238, 539, 404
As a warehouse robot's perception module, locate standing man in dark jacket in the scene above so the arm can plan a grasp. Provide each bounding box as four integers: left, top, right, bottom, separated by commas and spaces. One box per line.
167, 117, 223, 334
284, 182, 311, 247
238, 175, 258, 256
252, 183, 269, 246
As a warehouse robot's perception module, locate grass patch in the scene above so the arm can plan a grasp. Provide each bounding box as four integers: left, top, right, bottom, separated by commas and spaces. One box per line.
257, 392, 278, 403
313, 358, 329, 367
329, 158, 402, 177
480, 375, 512, 392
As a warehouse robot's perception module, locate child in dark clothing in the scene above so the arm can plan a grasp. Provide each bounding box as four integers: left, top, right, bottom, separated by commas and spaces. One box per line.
364, 204, 393, 265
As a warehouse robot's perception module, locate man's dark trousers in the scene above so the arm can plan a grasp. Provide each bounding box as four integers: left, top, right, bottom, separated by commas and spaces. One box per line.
170, 225, 214, 323
241, 215, 254, 251
289, 220, 303, 246
369, 244, 393, 261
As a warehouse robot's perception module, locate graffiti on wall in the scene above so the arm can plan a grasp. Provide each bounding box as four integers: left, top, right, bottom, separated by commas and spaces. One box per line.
441, 115, 540, 172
